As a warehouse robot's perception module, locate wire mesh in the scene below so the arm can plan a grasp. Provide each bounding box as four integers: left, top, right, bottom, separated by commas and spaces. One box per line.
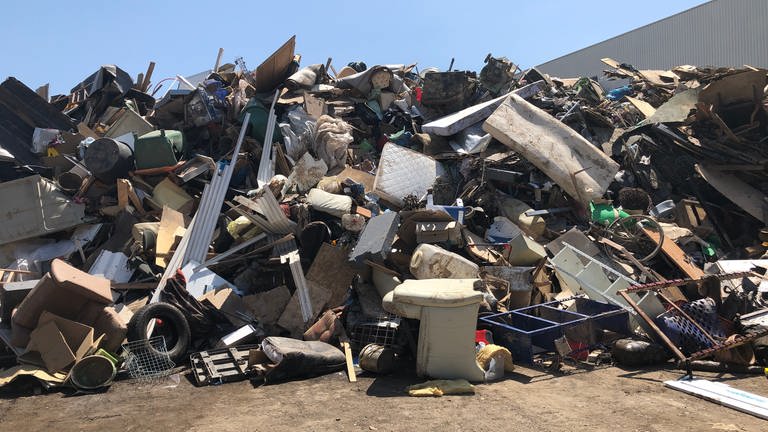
349, 314, 400, 353
121, 336, 176, 382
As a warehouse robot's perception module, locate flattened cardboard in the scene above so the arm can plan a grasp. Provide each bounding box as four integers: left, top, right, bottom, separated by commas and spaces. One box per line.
25, 312, 96, 372
201, 288, 254, 327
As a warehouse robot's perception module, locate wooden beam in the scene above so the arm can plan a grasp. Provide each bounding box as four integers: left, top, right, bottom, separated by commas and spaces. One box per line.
214, 48, 224, 72
643, 228, 705, 281
140, 61, 156, 93
338, 328, 357, 383
35, 84, 49, 102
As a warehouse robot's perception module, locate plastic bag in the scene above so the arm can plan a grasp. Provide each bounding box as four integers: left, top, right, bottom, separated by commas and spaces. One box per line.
313, 115, 353, 171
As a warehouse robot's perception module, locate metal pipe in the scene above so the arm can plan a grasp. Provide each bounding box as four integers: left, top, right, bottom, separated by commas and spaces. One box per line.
617, 290, 686, 361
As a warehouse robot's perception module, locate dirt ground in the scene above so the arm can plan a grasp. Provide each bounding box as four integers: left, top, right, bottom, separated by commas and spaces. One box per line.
0, 363, 766, 432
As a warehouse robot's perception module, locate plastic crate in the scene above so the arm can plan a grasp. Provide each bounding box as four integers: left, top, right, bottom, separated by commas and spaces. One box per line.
480, 296, 629, 363
565, 297, 631, 344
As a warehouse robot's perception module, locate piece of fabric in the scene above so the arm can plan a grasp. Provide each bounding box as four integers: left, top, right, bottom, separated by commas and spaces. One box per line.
407, 379, 475, 397
476, 344, 515, 372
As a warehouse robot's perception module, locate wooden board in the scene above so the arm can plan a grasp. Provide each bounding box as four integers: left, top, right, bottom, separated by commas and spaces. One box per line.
156, 206, 185, 268
117, 179, 130, 209
253, 36, 296, 93
336, 166, 376, 193
643, 228, 705, 284
338, 328, 357, 383
625, 96, 656, 118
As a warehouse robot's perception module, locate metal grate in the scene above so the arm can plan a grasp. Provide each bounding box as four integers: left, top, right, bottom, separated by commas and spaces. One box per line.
658, 298, 726, 355
349, 315, 400, 353
121, 336, 176, 382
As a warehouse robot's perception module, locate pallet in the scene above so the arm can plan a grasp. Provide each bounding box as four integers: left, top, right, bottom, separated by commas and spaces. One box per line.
190, 345, 258, 386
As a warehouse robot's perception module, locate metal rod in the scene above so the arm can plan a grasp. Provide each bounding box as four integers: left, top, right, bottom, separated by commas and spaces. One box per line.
617, 290, 686, 361
624, 271, 756, 294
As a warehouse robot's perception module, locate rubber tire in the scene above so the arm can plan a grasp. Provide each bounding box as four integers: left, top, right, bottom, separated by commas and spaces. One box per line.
127, 302, 191, 365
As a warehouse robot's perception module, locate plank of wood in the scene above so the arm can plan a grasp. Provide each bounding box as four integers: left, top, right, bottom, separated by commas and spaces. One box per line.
111, 282, 157, 290
126, 181, 146, 215
140, 61, 155, 93
355, 206, 372, 219
156, 206, 185, 268
625, 96, 656, 118
253, 35, 296, 93
77, 122, 99, 139
338, 330, 357, 383
643, 228, 705, 283
117, 179, 130, 209
306, 244, 360, 308
35, 83, 49, 101
618, 290, 686, 361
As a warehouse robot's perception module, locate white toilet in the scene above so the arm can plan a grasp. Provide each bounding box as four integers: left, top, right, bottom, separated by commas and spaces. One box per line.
383, 278, 485, 382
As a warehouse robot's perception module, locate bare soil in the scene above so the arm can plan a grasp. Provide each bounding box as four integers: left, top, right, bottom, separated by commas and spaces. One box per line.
0, 364, 765, 431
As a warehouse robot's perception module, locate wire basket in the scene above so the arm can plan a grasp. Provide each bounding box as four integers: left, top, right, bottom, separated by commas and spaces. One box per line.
121, 336, 176, 382
349, 314, 400, 354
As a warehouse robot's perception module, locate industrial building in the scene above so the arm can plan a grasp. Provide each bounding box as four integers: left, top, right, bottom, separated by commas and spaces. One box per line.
537, 0, 768, 79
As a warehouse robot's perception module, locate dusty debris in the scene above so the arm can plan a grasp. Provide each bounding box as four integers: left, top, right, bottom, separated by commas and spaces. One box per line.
0, 38, 767, 421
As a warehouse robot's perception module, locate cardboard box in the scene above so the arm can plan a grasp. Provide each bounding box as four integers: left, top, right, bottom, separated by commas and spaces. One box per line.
23, 312, 100, 372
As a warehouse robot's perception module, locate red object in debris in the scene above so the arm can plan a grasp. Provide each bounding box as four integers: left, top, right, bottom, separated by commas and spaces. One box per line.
567, 340, 589, 361
280, 203, 291, 218
415, 87, 423, 103
475, 330, 491, 345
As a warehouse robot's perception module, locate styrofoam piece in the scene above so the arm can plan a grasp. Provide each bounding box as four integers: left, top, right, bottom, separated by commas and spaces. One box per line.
373, 143, 444, 207
664, 378, 768, 420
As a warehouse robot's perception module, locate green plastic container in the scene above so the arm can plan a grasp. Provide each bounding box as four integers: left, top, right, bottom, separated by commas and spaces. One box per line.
134, 129, 184, 169
590, 202, 630, 226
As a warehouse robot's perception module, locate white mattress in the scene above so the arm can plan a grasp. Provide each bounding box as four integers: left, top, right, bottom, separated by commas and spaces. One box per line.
372, 143, 444, 207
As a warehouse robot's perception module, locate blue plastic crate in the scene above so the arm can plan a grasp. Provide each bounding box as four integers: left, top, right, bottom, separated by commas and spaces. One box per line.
480, 296, 629, 363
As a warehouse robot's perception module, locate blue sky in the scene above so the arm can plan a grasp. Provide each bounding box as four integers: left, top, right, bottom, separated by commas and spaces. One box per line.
1, 0, 706, 96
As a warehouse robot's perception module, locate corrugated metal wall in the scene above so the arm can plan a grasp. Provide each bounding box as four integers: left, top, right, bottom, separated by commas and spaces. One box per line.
536, 0, 768, 78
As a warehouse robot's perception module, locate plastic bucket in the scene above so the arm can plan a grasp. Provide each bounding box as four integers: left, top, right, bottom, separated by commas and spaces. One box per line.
69, 354, 117, 390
